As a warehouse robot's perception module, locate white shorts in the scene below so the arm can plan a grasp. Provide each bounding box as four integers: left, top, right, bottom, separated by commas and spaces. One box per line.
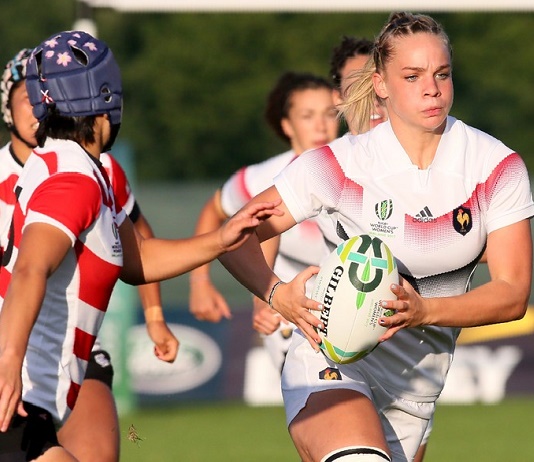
261, 321, 296, 372
421, 415, 433, 445
281, 330, 435, 461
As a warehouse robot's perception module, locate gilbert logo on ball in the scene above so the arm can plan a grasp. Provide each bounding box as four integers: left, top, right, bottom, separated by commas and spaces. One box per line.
311, 235, 398, 364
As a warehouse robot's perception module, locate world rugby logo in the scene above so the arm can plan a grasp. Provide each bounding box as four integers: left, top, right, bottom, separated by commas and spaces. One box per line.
375, 199, 393, 221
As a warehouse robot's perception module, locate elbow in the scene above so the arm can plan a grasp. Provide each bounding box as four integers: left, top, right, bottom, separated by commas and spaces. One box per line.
511, 300, 529, 322
509, 288, 530, 322
119, 268, 146, 286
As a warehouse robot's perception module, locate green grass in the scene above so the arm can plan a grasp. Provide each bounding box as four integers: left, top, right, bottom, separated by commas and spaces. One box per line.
119, 398, 534, 461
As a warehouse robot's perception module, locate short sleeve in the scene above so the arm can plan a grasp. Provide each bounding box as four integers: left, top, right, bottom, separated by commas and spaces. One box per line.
25, 173, 101, 244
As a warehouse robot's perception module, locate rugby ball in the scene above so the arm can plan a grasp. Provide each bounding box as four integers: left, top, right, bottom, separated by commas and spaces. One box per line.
311, 235, 398, 364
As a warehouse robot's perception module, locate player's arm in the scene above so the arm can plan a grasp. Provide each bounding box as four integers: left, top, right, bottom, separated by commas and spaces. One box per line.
133, 212, 179, 363
379, 219, 532, 340
252, 235, 288, 335
189, 189, 233, 322
218, 185, 324, 349
118, 197, 282, 284
0, 223, 71, 431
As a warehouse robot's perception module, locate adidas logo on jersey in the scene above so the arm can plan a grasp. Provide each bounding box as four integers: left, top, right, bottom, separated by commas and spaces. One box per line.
413, 206, 436, 223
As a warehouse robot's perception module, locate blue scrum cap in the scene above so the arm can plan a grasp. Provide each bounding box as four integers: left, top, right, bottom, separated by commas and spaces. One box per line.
26, 31, 122, 125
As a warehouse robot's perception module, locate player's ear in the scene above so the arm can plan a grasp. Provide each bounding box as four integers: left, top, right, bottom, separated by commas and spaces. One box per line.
280, 118, 294, 140
373, 72, 388, 100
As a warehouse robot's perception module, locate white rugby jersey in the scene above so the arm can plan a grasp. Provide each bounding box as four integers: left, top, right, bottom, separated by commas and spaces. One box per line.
0, 139, 126, 425
274, 116, 534, 400
221, 150, 330, 287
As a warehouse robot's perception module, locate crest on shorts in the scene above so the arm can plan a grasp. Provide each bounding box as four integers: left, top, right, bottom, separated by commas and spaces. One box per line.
280, 328, 293, 339
453, 206, 472, 235
319, 367, 342, 380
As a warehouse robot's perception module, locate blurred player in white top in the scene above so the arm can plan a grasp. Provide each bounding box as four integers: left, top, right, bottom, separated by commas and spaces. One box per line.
329, 36, 387, 133
219, 12, 533, 462
189, 71, 339, 372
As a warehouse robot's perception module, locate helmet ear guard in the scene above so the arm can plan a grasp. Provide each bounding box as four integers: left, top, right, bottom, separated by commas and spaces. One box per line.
26, 31, 122, 126
1, 48, 33, 127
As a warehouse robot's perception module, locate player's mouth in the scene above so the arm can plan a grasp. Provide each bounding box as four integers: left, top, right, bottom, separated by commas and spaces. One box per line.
423, 106, 443, 117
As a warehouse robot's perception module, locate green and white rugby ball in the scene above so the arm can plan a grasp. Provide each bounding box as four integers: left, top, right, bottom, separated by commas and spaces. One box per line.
311, 235, 398, 364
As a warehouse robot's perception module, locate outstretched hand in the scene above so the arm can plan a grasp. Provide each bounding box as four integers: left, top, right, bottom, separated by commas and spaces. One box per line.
270, 266, 324, 351
217, 200, 282, 253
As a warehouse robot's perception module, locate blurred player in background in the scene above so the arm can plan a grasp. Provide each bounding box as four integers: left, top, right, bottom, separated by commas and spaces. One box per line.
329, 35, 388, 133
189, 71, 338, 372
219, 12, 533, 461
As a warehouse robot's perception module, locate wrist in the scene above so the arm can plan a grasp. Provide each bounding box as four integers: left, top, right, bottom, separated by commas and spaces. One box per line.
268, 280, 285, 309
144, 305, 165, 323
190, 273, 210, 284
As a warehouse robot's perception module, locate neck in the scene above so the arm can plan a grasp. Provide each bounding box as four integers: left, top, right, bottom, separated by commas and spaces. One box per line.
80, 141, 102, 160
10, 135, 33, 165
390, 118, 446, 170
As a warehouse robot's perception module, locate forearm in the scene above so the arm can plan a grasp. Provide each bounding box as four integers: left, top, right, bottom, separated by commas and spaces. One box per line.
125, 230, 227, 285
219, 233, 279, 303
190, 191, 228, 280
132, 214, 165, 320
425, 278, 529, 328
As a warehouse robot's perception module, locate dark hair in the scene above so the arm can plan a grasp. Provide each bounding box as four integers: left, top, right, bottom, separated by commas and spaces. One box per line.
329, 36, 374, 88
264, 71, 334, 144
35, 107, 96, 148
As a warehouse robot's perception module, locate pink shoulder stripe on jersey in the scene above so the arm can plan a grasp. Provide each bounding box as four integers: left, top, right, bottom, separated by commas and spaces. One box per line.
236, 167, 253, 202
309, 145, 361, 208
477, 152, 523, 199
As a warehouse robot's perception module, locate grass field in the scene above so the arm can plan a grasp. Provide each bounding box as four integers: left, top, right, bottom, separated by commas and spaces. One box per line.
118, 397, 534, 461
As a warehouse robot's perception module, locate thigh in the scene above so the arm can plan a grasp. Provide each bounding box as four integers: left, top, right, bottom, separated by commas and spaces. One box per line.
57, 379, 119, 462
0, 403, 59, 462
289, 389, 389, 462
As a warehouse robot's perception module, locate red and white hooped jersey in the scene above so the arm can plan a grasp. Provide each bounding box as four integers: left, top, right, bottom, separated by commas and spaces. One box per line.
0, 147, 136, 356
0, 144, 24, 244
221, 150, 330, 288
100, 152, 135, 216
0, 139, 126, 425
274, 116, 534, 400
0, 148, 135, 246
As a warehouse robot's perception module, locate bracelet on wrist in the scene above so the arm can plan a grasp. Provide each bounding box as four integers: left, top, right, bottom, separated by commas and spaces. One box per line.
268, 281, 285, 309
